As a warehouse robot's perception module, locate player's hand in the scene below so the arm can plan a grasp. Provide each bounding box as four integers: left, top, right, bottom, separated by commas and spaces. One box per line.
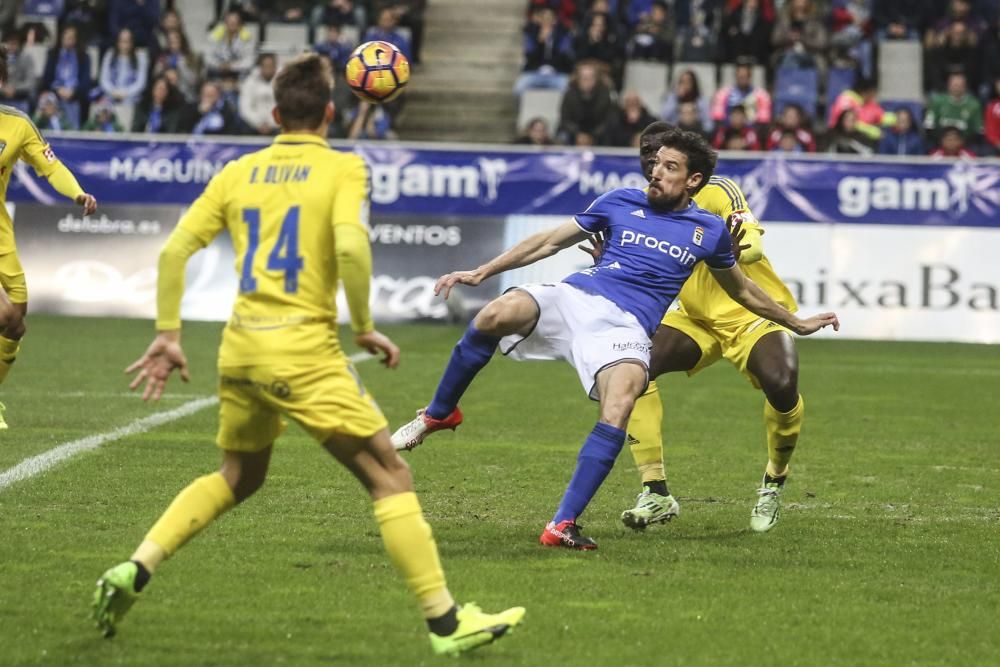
792, 312, 840, 336
576, 231, 606, 265
434, 270, 484, 300
355, 330, 400, 368
76, 193, 97, 216
727, 213, 751, 261
125, 331, 190, 401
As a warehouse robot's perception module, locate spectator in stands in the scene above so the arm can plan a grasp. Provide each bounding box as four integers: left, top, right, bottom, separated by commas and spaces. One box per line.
626, 0, 656, 28
582, 0, 625, 45
830, 0, 874, 79
557, 62, 613, 145
606, 91, 657, 146
826, 108, 874, 154
575, 11, 620, 69
313, 0, 362, 28
100, 28, 149, 106
514, 117, 556, 145
515, 6, 574, 95
182, 80, 238, 135
206, 8, 257, 80
985, 76, 1000, 154
661, 68, 712, 134
154, 29, 202, 102
676, 101, 710, 139
626, 1, 675, 63
42, 24, 92, 126
0, 31, 38, 108
712, 105, 761, 149
924, 0, 987, 49
929, 125, 976, 158
675, 0, 718, 62
827, 78, 892, 141
770, 0, 828, 70
155, 8, 184, 51
239, 53, 279, 135
347, 100, 395, 139
925, 13, 983, 91
33, 91, 75, 131
314, 24, 353, 69
766, 103, 815, 151
61, 0, 107, 48
711, 61, 772, 125
877, 107, 926, 155
265, 0, 311, 23
772, 129, 806, 152
382, 1, 427, 65
132, 75, 185, 134
719, 0, 775, 65
925, 71, 983, 142
83, 98, 124, 133
109, 0, 161, 50
364, 7, 412, 61
873, 0, 933, 40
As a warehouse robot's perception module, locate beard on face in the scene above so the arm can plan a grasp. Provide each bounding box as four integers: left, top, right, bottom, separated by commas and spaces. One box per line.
646, 183, 685, 210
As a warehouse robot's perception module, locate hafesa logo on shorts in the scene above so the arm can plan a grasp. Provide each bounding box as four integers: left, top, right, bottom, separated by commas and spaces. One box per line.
619, 230, 697, 266
611, 340, 651, 353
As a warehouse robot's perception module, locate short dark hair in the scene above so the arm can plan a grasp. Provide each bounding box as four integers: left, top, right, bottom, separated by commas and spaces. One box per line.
0, 44, 6, 85
640, 120, 673, 140
658, 127, 717, 192
273, 52, 333, 131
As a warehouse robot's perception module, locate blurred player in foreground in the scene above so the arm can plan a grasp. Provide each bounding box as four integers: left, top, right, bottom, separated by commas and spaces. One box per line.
92, 54, 524, 656
595, 121, 807, 533
0, 45, 97, 429
392, 128, 838, 550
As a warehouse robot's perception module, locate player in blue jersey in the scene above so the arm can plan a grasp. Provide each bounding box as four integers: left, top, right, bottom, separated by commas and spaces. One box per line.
391, 129, 839, 550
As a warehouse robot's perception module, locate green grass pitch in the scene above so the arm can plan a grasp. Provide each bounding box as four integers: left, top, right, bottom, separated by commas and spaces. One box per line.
0, 315, 997, 666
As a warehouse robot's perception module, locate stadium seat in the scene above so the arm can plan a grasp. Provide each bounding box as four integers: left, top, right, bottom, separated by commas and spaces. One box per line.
263, 23, 309, 49
113, 103, 135, 134
878, 40, 922, 101
23, 44, 48, 80
670, 62, 718, 107
517, 89, 562, 141
87, 45, 100, 81
826, 67, 855, 104
340, 25, 360, 48
719, 63, 766, 91
624, 60, 669, 117
774, 67, 819, 117
22, 0, 63, 15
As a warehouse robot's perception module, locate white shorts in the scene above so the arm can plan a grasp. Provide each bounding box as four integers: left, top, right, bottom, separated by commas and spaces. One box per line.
499, 283, 651, 400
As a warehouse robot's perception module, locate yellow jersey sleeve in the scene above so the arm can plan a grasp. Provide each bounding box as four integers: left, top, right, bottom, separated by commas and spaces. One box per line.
155, 164, 232, 330
696, 177, 764, 264
15, 114, 86, 199
332, 154, 374, 334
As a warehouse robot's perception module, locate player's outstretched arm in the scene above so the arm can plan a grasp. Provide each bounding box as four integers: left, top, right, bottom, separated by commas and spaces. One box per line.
710, 265, 840, 335
435, 220, 589, 299
125, 330, 190, 401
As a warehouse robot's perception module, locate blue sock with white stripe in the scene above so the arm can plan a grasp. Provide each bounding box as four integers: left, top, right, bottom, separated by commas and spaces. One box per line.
552, 422, 627, 524
426, 324, 500, 420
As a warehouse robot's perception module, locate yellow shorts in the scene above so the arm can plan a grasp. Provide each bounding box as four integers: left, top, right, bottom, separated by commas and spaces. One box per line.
661, 310, 793, 389
216, 359, 388, 452
0, 252, 27, 303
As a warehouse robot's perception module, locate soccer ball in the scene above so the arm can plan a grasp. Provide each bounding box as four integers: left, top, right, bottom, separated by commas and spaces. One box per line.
344, 41, 410, 104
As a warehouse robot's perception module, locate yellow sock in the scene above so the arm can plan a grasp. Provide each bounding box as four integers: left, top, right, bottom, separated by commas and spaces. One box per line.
144, 472, 236, 559
627, 381, 666, 484
0, 335, 19, 385
374, 492, 454, 619
764, 395, 804, 476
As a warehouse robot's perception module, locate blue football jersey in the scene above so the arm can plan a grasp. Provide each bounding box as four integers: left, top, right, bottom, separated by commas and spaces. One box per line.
564, 188, 735, 335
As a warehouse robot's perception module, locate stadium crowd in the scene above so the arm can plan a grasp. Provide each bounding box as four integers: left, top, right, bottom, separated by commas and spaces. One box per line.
0, 0, 424, 139
513, 0, 1000, 157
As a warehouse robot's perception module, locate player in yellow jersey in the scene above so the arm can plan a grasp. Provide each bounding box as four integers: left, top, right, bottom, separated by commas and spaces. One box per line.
0, 46, 97, 429
612, 122, 804, 533
91, 54, 524, 656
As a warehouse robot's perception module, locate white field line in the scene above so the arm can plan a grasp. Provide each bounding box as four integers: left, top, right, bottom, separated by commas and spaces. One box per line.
0, 351, 376, 492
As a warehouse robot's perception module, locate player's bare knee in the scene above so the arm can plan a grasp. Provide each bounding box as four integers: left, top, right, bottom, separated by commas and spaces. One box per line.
473, 299, 512, 334
600, 394, 637, 428
6, 317, 25, 340
763, 368, 798, 407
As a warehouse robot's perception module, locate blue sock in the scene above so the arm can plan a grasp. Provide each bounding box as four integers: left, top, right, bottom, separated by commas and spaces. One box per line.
552, 422, 626, 524
426, 325, 500, 419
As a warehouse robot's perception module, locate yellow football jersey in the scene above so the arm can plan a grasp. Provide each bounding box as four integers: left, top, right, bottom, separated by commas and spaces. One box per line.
680, 176, 798, 326
172, 134, 370, 366
0, 106, 73, 254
